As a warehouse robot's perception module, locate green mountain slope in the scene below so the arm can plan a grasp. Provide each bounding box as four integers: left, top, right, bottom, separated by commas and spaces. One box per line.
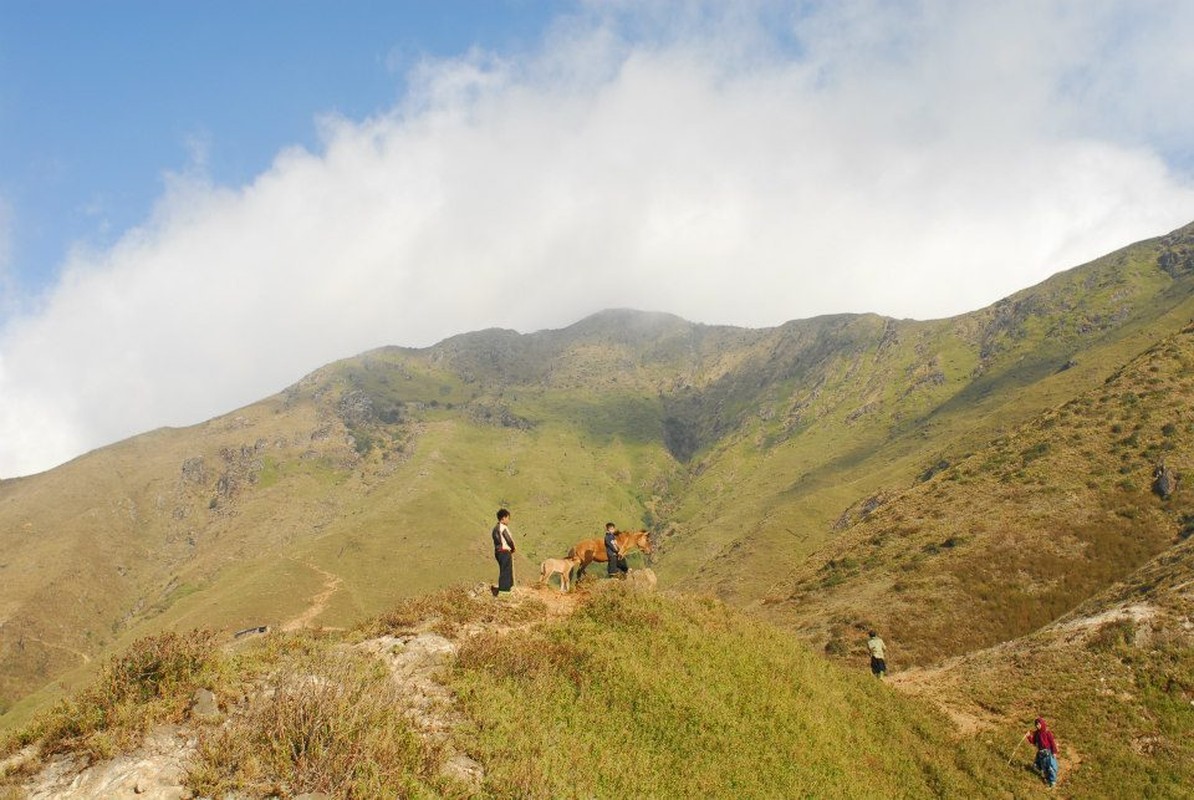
764, 320, 1194, 667
2, 220, 1193, 729
888, 533, 1194, 797
663, 221, 1194, 604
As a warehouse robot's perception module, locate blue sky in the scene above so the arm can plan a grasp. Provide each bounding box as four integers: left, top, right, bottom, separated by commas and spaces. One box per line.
2, 0, 1194, 478
1, 0, 563, 301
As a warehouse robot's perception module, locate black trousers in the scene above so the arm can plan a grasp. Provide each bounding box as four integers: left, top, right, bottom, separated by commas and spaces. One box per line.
606, 547, 628, 576
495, 550, 514, 591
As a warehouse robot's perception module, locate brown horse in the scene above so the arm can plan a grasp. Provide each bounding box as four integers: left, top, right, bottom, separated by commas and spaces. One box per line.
568, 529, 653, 579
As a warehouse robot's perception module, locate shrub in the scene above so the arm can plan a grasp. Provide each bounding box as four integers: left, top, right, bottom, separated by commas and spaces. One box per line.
189, 648, 436, 798
1020, 442, 1050, 464
1088, 618, 1136, 653
22, 629, 221, 761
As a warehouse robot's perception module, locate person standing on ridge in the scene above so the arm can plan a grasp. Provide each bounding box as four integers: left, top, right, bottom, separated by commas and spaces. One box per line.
604, 522, 628, 578
491, 508, 516, 596
866, 630, 887, 679
1025, 717, 1059, 788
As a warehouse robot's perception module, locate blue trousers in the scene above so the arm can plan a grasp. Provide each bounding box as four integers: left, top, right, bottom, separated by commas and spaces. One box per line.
1035, 749, 1058, 785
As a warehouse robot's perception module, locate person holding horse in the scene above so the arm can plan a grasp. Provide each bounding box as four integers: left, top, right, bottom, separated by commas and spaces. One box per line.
604, 522, 628, 578
491, 508, 516, 596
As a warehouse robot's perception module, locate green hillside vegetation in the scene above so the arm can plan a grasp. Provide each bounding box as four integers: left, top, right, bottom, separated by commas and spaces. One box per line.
889, 534, 1194, 797
667, 223, 1194, 605
4, 585, 1032, 799
1, 215, 1193, 794
766, 321, 1194, 667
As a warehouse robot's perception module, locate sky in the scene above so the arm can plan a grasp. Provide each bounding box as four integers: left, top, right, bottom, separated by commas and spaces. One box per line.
2, 1, 1194, 478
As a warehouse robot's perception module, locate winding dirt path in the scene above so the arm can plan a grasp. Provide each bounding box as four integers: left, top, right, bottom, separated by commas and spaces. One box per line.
281, 560, 343, 631
22, 635, 93, 665
886, 666, 1004, 736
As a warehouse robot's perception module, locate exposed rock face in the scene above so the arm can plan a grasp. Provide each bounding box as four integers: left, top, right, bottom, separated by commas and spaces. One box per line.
25, 725, 197, 800
1152, 462, 1178, 500
1157, 225, 1194, 278
188, 688, 221, 724
627, 568, 658, 591
178, 457, 207, 486
358, 632, 485, 791
336, 390, 376, 428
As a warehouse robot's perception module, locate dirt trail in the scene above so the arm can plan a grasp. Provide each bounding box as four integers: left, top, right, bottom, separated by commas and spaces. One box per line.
356, 582, 582, 789
886, 665, 1006, 736
281, 560, 344, 631
21, 635, 92, 665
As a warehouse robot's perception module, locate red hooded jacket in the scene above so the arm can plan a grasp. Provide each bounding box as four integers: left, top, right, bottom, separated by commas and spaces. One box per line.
1027, 718, 1057, 754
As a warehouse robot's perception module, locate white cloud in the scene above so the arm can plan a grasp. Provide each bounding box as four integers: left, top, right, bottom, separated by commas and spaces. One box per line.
2, 1, 1194, 477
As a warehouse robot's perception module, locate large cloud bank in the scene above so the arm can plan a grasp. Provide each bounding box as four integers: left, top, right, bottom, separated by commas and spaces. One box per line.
3, 1, 1194, 477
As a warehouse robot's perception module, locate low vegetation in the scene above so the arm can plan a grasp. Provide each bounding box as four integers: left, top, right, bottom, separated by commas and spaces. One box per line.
446, 586, 1016, 798
770, 322, 1194, 667
1, 585, 1036, 798
3, 224, 1194, 796
894, 538, 1194, 798
2, 629, 221, 764
189, 643, 438, 799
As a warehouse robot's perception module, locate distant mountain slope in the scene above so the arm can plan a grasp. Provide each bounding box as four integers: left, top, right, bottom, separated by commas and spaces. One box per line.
2, 220, 1194, 726
666, 220, 1194, 604
763, 320, 1194, 667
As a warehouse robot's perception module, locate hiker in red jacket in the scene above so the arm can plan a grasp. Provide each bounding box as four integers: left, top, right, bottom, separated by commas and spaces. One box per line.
1025, 717, 1059, 788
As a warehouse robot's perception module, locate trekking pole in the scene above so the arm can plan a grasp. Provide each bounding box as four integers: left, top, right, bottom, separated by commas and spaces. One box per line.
1008, 735, 1025, 766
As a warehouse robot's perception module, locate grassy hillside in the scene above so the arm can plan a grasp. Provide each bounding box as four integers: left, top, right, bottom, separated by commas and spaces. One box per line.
3, 584, 1039, 799
2, 220, 1194, 731
664, 221, 1194, 605
764, 320, 1194, 668
889, 534, 1194, 798
0, 350, 679, 725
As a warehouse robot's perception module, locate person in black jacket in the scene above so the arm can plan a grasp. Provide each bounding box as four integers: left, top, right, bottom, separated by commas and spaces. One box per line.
604, 521, 628, 578
491, 508, 516, 595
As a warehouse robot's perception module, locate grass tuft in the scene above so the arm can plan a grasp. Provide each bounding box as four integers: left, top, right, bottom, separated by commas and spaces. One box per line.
188, 646, 438, 799
14, 629, 221, 763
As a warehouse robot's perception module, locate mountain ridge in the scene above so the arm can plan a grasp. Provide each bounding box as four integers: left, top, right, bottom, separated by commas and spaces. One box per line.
1, 219, 1193, 732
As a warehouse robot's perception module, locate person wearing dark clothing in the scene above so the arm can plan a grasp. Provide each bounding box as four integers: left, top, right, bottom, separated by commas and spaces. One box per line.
603, 522, 628, 578
1025, 717, 1059, 788
491, 508, 516, 595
